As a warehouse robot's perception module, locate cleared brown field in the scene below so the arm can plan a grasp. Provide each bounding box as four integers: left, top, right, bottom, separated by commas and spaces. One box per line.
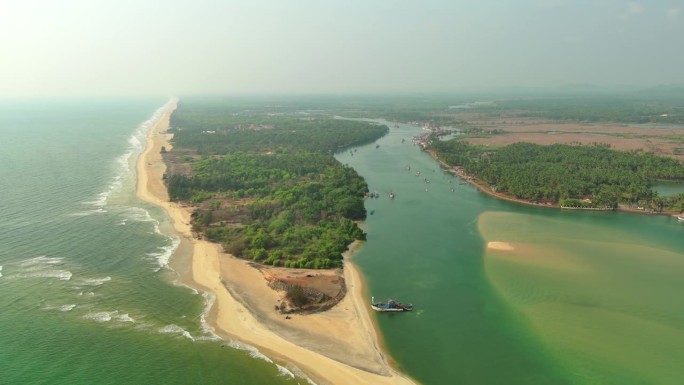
461, 122, 684, 160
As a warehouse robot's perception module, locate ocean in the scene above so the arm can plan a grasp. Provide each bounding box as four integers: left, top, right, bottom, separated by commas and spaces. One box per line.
0, 99, 298, 385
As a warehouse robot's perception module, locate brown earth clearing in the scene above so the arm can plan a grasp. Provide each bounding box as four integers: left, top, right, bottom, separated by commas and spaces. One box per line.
459, 121, 684, 160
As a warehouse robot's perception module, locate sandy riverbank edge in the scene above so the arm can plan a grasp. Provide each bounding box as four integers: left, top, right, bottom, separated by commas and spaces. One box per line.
135, 99, 416, 385
487, 241, 515, 251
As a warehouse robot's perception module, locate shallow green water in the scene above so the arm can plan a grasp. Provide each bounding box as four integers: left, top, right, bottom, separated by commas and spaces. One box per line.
480, 211, 684, 384
0, 100, 298, 385
337, 120, 684, 385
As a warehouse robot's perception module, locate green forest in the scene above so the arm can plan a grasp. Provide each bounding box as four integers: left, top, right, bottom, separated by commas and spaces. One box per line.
165, 99, 387, 268
463, 95, 684, 124
430, 140, 684, 211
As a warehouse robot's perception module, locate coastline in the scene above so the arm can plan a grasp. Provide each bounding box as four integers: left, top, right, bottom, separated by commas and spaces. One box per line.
135, 99, 416, 385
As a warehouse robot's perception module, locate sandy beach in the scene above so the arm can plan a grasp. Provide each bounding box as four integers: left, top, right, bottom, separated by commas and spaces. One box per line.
487, 241, 515, 251
135, 99, 415, 385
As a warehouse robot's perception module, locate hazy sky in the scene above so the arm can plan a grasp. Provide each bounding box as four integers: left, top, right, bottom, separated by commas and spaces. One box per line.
1, 0, 683, 97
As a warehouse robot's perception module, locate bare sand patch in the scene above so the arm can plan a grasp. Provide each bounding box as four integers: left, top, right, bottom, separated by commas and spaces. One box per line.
487, 241, 515, 251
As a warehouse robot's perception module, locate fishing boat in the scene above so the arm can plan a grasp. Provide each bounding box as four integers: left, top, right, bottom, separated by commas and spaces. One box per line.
389, 192, 395, 199
371, 297, 413, 312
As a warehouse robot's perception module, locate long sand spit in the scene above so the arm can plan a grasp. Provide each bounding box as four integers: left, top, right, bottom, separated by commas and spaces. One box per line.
136, 98, 416, 385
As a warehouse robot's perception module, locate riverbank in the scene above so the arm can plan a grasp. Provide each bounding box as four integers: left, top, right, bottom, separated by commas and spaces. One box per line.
135, 99, 415, 385
426, 149, 681, 217
426, 149, 557, 208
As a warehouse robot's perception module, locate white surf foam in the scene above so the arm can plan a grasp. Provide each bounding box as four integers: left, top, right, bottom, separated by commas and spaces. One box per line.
15, 270, 72, 281
287, 366, 319, 385
83, 311, 116, 322
11, 257, 71, 280
19, 256, 64, 267
275, 364, 295, 379
43, 304, 76, 312
128, 134, 142, 150
146, 236, 180, 268
158, 324, 195, 341
116, 151, 133, 172
227, 340, 273, 363
117, 313, 135, 323
81, 100, 169, 210
82, 175, 123, 209
123, 207, 156, 223
79, 276, 112, 286
69, 208, 107, 217
197, 291, 221, 341
82, 310, 135, 323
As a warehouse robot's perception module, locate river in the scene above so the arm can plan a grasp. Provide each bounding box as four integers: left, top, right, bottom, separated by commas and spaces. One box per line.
336, 120, 684, 385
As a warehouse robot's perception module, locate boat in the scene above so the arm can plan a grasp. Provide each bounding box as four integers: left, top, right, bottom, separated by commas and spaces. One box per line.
677, 215, 684, 221
389, 192, 395, 199
371, 297, 413, 312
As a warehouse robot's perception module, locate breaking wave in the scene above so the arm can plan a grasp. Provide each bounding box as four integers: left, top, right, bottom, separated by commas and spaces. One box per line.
122, 207, 156, 223
12, 256, 72, 281
83, 310, 135, 323
19, 256, 64, 267
13, 270, 73, 280
79, 276, 112, 286
226, 340, 273, 363
43, 304, 77, 312
69, 208, 107, 217
146, 234, 179, 269
197, 291, 221, 341
82, 101, 170, 210
83, 311, 117, 322
158, 324, 194, 341
275, 364, 295, 379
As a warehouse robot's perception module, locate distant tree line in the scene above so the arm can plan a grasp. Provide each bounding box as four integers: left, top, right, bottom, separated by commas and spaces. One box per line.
464, 96, 684, 124
170, 102, 388, 155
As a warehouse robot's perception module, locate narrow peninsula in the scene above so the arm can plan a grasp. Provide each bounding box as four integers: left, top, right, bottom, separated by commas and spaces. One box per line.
136, 97, 416, 385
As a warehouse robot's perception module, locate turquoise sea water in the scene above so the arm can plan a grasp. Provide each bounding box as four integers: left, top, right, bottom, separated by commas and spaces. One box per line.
0, 99, 298, 385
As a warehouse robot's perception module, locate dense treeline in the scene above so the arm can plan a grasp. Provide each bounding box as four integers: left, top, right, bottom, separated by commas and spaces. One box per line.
170, 102, 388, 155
465, 96, 684, 124
165, 99, 387, 268
430, 140, 684, 209
173, 153, 367, 268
